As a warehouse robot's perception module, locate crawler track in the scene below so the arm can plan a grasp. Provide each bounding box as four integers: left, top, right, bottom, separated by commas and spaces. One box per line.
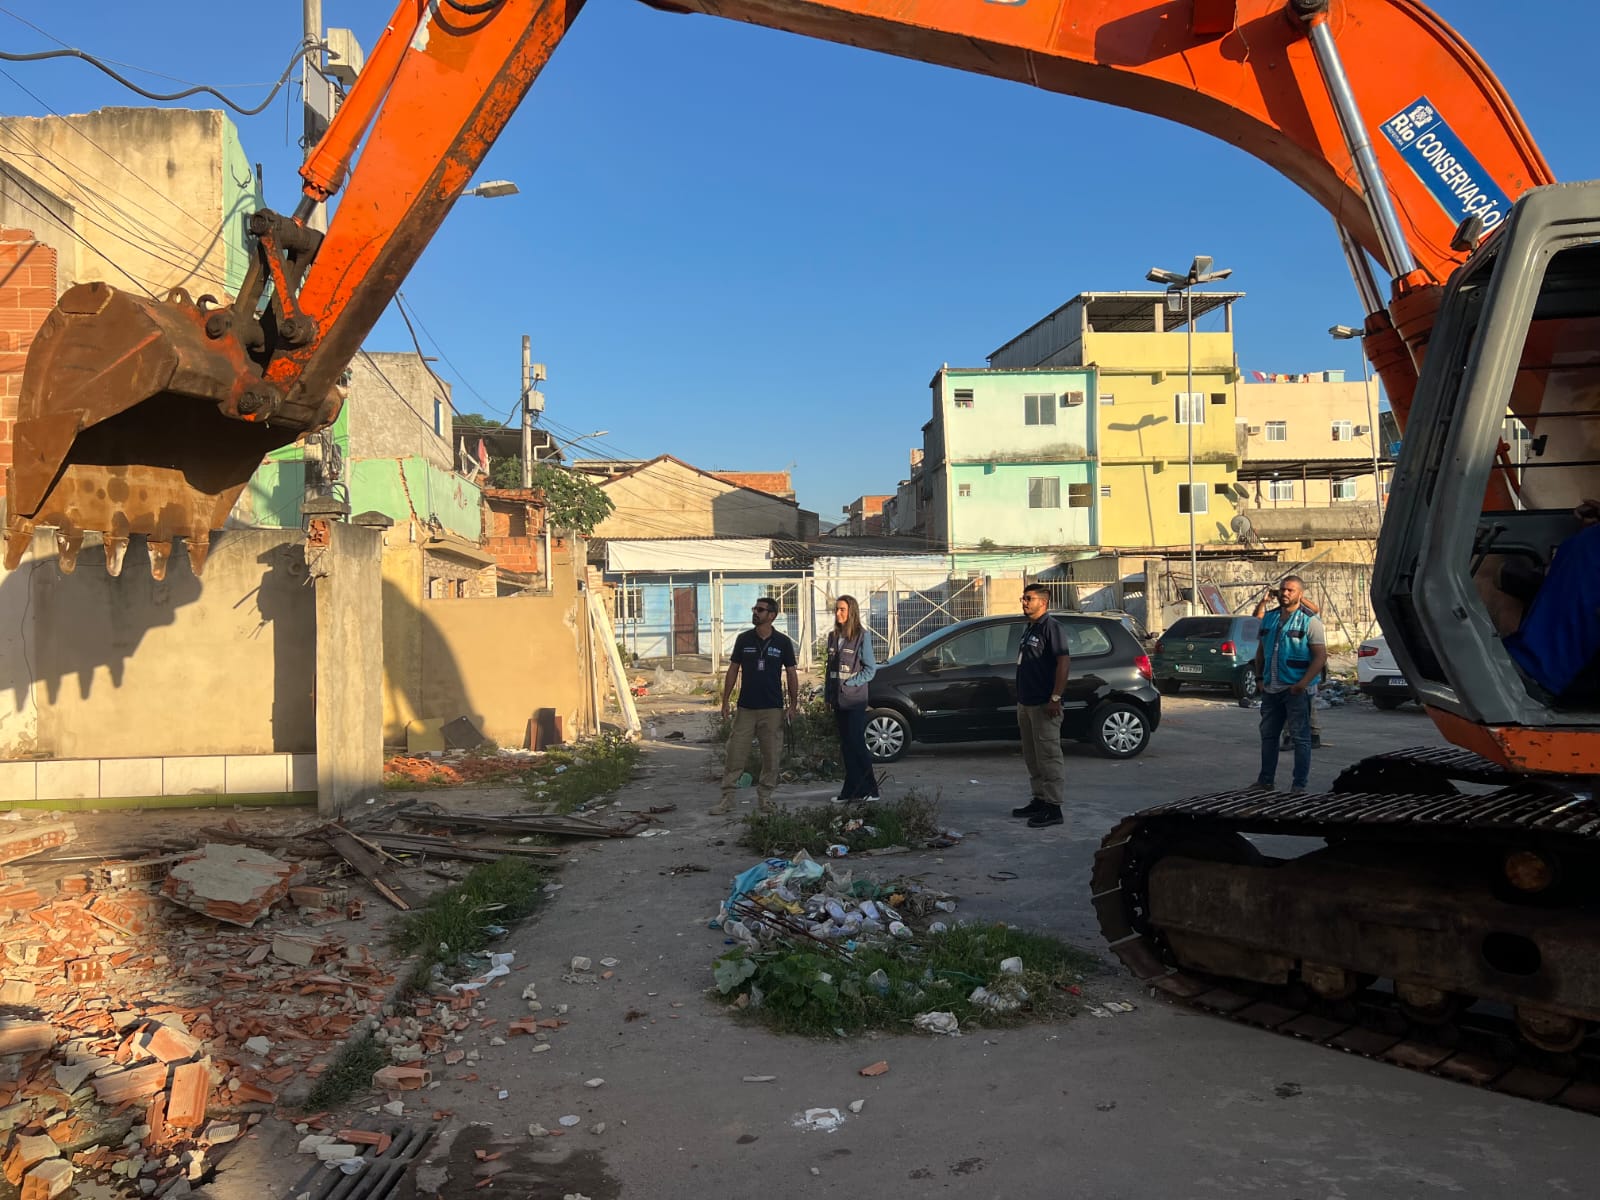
1094, 747, 1600, 1112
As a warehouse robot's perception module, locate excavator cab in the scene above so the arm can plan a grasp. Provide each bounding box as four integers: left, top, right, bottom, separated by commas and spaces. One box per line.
1375, 181, 1600, 772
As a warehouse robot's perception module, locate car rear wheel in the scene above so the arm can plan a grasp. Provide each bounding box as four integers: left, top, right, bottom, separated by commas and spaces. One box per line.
1233, 665, 1258, 701
1158, 679, 1182, 696
1372, 695, 1405, 711
1088, 700, 1150, 759
864, 708, 911, 762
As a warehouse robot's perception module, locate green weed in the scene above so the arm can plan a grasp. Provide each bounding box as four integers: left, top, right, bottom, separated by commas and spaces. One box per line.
302, 1034, 387, 1113
525, 731, 641, 813
391, 858, 548, 991
713, 923, 1100, 1036
741, 790, 942, 857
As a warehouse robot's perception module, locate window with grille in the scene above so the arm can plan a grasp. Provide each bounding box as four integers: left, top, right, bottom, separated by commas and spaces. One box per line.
1177, 483, 1209, 514
1067, 482, 1092, 508
770, 583, 799, 615
615, 585, 644, 623
1024, 394, 1057, 426
1331, 420, 1354, 442
957, 483, 972, 498
1174, 392, 1206, 425
1266, 421, 1288, 442
1332, 478, 1357, 501
1028, 476, 1061, 508
1268, 479, 1295, 501
953, 388, 974, 408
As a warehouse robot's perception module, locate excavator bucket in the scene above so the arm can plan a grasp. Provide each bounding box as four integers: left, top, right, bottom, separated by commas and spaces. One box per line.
4, 283, 297, 578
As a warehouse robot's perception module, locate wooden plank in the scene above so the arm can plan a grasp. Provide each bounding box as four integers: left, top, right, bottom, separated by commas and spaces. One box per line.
322, 831, 420, 911
589, 590, 641, 736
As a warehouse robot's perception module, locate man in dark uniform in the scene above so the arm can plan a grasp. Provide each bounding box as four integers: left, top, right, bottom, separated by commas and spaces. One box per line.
715, 595, 799, 815
1011, 584, 1071, 829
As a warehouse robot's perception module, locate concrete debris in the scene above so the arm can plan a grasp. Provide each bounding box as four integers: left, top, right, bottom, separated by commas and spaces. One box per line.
160, 845, 305, 928
0, 824, 76, 868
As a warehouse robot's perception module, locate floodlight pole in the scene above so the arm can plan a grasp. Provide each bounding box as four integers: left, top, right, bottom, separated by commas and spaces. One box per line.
1184, 284, 1197, 617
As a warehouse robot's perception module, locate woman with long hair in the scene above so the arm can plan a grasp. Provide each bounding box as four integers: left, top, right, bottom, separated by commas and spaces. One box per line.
825, 594, 879, 802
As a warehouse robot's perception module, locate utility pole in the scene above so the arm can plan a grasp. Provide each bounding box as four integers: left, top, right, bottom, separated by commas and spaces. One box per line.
521, 336, 534, 488
302, 0, 330, 232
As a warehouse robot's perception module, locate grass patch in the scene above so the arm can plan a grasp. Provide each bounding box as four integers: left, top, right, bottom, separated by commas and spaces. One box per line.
303, 1033, 386, 1112
741, 790, 942, 857
390, 857, 548, 992
714, 923, 1100, 1037
525, 731, 641, 813
712, 696, 843, 781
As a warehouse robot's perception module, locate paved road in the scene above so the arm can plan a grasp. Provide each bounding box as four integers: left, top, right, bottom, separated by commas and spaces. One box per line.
259, 695, 1597, 1200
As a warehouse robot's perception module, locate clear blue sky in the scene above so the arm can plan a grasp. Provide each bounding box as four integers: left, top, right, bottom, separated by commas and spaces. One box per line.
0, 2, 1593, 522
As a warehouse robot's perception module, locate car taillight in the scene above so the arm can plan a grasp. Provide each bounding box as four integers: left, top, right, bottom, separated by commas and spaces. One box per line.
1154, 640, 1164, 655
1358, 645, 1379, 657
1135, 654, 1152, 681
1219, 640, 1235, 655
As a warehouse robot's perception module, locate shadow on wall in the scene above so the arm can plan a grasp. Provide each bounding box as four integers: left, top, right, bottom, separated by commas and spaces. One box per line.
0, 530, 318, 757
381, 576, 475, 747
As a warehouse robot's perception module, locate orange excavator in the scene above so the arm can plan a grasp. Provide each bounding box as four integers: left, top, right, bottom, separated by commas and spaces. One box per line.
6, 1, 1599, 1095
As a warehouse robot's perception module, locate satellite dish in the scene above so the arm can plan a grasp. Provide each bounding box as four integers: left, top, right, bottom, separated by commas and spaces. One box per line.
1230, 514, 1253, 536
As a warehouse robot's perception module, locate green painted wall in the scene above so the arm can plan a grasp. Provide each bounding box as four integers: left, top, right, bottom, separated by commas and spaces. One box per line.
220, 116, 264, 294
948, 460, 1096, 547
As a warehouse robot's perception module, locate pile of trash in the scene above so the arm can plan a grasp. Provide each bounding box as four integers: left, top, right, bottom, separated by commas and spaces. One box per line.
709, 851, 958, 953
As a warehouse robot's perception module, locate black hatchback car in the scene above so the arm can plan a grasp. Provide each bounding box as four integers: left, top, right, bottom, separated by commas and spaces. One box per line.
862, 612, 1161, 762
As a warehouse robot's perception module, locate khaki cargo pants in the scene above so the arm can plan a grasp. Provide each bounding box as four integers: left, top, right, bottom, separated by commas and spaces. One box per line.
1018, 702, 1065, 808
721, 707, 785, 808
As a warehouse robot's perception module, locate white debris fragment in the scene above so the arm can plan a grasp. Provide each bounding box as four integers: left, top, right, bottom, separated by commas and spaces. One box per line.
558, 1115, 581, 1128
584, 1078, 604, 1089
999, 957, 1024, 976
848, 1100, 865, 1114
913, 1011, 960, 1036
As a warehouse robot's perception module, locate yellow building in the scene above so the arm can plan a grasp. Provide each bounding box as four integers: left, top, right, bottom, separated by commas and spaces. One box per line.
988, 291, 1244, 551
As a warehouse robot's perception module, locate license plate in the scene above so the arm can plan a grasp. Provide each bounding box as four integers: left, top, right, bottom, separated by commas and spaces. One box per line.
1175, 665, 1202, 675
1389, 676, 1408, 687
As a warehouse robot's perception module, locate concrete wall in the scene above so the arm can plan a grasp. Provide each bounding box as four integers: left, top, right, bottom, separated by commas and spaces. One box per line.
1236, 379, 1379, 462
596, 459, 807, 539
1100, 460, 1241, 549
315, 523, 384, 814
0, 528, 315, 760
932, 367, 1095, 459
348, 459, 482, 541
0, 108, 256, 299
381, 531, 593, 748
0, 167, 76, 292
345, 351, 455, 470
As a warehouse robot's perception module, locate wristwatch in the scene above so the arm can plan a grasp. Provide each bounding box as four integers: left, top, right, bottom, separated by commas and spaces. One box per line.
1049, 694, 1062, 703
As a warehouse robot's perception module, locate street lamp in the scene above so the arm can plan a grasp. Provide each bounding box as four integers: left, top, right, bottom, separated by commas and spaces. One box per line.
1329, 324, 1386, 536
462, 179, 519, 198
1146, 256, 1233, 615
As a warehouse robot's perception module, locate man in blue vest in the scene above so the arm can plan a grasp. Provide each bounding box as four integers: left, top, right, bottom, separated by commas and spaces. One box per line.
1251, 574, 1328, 793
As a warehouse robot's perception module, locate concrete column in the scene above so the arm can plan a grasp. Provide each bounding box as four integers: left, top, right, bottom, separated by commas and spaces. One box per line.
314, 522, 384, 816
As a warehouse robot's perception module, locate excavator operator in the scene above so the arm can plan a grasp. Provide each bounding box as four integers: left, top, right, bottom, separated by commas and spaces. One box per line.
1503, 499, 1600, 704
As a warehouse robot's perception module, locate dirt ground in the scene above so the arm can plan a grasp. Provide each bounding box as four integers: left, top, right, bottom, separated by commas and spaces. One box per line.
198, 687, 1600, 1200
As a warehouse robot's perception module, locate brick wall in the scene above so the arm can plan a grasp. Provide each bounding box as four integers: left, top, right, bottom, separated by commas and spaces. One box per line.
482, 490, 546, 577
0, 228, 58, 502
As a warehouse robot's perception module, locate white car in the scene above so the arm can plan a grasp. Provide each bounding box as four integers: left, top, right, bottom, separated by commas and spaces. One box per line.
1356, 635, 1415, 710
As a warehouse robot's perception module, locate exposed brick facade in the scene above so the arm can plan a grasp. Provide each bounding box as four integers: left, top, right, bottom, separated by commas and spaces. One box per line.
0, 228, 59, 502
712, 470, 793, 500
482, 487, 548, 578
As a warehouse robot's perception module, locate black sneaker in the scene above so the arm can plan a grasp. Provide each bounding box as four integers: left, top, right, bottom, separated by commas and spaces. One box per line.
1011, 798, 1048, 818
1027, 805, 1064, 828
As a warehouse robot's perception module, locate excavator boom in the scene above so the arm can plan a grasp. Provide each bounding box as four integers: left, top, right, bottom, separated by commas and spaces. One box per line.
1, 0, 1557, 577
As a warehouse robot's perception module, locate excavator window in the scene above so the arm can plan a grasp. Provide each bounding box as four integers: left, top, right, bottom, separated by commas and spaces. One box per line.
1476, 242, 1600, 706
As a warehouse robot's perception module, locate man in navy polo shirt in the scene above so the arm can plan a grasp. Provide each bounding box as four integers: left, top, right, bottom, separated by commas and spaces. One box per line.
1011, 584, 1071, 829
715, 595, 799, 815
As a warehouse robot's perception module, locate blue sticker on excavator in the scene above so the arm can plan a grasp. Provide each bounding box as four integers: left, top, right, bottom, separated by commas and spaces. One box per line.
1381, 97, 1512, 234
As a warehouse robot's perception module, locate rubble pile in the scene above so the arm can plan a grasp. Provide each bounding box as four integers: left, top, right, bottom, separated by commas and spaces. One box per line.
0, 847, 399, 1197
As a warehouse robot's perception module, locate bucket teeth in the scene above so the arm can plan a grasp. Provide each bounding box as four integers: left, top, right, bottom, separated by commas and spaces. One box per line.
186, 533, 211, 577
4, 519, 34, 571
104, 535, 129, 578
54, 531, 83, 574
147, 539, 172, 582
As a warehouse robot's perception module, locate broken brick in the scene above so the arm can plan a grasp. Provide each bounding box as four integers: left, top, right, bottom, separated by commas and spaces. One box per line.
230, 1082, 275, 1106
337, 1130, 392, 1153
144, 1024, 202, 1064
372, 1066, 430, 1091
0, 823, 75, 867
91, 1062, 169, 1105
20, 1158, 73, 1200
166, 1060, 210, 1130
0, 1021, 55, 1056
0, 980, 37, 1005
3, 1135, 58, 1186
63, 959, 104, 985
160, 845, 304, 928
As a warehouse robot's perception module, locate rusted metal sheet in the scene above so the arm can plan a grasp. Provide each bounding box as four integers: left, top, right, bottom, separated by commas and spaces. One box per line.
4, 284, 296, 577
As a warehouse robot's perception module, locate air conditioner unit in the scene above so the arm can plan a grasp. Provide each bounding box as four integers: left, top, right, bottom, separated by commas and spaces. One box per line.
1354, 425, 1370, 436
1246, 425, 1263, 435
